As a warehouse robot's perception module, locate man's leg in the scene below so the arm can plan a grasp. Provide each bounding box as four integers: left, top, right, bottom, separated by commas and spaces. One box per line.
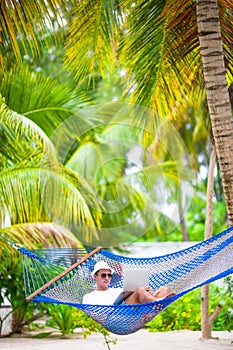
125, 287, 157, 304
125, 286, 175, 304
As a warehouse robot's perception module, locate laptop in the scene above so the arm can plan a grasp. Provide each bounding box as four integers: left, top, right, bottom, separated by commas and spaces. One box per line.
114, 268, 150, 305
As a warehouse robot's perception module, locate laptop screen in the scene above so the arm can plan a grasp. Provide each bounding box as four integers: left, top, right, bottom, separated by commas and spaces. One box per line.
123, 269, 150, 291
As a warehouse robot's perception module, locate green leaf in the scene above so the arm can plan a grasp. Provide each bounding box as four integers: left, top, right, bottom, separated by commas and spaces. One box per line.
0, 66, 92, 136
0, 0, 75, 68
65, 0, 121, 87
32, 332, 53, 338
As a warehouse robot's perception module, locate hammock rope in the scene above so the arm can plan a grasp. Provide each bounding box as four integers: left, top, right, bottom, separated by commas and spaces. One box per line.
1, 227, 233, 335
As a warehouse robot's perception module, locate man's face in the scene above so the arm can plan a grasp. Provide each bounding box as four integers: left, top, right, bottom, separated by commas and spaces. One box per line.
94, 268, 112, 291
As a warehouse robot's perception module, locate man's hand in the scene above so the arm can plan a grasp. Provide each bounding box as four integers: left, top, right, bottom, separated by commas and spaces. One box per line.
144, 285, 153, 294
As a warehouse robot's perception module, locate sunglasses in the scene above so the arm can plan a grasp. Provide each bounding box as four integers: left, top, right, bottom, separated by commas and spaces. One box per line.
100, 273, 112, 279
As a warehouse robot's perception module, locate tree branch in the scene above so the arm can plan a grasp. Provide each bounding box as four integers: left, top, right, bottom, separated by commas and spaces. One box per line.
209, 305, 222, 325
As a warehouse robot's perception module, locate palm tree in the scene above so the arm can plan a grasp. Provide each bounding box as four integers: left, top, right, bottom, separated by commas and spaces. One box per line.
1, 0, 227, 228
0, 88, 99, 331
63, 0, 233, 224
63, 0, 233, 340
195, 1, 233, 338
0, 65, 188, 249
0, 68, 103, 247
196, 0, 233, 225
1, 0, 232, 338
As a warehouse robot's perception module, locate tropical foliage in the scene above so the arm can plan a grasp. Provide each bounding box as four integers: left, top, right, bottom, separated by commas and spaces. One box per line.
0, 91, 104, 245
1, 0, 232, 338
146, 278, 233, 332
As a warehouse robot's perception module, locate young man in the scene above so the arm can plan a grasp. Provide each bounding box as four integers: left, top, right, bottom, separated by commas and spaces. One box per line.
83, 260, 175, 305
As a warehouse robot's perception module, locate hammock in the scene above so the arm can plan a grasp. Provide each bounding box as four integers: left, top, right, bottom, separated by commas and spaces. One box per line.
2, 226, 233, 335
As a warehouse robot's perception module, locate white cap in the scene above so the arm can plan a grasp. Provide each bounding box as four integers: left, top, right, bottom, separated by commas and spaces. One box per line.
91, 260, 114, 277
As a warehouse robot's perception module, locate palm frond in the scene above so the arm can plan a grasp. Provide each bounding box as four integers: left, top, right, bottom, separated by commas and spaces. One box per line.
0, 222, 84, 252
121, 0, 199, 114
123, 0, 233, 114
0, 99, 103, 245
0, 165, 104, 244
164, 0, 233, 78
66, 141, 127, 184
63, 0, 233, 119
0, 66, 93, 136
95, 157, 192, 245
0, 95, 56, 170
0, 0, 75, 69
65, 120, 146, 188
64, 0, 121, 87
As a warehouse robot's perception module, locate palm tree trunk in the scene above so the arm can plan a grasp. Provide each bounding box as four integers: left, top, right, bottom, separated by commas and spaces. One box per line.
178, 200, 189, 241
201, 139, 223, 340
196, 0, 233, 226
201, 141, 215, 339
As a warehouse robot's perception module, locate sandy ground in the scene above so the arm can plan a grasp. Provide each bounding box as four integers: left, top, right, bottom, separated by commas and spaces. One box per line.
0, 329, 232, 350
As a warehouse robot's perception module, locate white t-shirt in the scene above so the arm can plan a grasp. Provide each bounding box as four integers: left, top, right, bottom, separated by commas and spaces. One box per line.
83, 288, 123, 305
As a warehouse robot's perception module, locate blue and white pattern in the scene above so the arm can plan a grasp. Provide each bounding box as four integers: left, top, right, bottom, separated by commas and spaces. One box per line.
17, 227, 233, 335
